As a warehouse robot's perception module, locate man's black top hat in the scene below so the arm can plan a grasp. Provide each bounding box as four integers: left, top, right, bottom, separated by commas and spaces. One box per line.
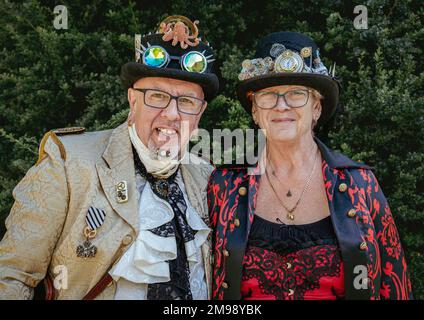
120, 16, 219, 101
236, 31, 340, 124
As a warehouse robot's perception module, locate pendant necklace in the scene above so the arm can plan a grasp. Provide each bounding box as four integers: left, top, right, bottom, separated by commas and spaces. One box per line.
265, 146, 319, 221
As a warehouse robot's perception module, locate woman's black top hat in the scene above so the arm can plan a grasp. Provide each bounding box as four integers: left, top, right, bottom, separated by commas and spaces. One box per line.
120, 15, 219, 101
236, 31, 340, 124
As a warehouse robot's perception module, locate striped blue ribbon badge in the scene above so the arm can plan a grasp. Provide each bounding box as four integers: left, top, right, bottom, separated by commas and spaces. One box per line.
86, 206, 106, 230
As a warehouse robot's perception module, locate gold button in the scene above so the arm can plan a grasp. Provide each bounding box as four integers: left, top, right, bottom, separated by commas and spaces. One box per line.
238, 187, 247, 196
122, 234, 133, 246
286, 262, 292, 269
288, 289, 294, 296
338, 183, 348, 192
107, 280, 113, 287
222, 282, 229, 289
223, 249, 230, 257
359, 241, 368, 250
234, 218, 240, 227
347, 209, 357, 218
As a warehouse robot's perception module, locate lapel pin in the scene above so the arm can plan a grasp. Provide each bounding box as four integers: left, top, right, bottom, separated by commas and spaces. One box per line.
76, 206, 106, 258
116, 180, 129, 203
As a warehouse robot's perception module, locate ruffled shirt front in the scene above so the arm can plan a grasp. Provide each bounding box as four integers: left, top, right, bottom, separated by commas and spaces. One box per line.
109, 170, 210, 300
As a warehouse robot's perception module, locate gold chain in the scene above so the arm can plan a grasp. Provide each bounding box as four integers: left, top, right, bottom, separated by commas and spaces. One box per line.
265, 146, 319, 221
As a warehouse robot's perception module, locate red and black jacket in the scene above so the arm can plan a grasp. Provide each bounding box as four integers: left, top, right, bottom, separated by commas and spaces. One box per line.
207, 138, 413, 300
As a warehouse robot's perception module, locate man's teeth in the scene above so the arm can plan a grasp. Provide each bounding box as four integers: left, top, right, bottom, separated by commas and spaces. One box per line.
157, 128, 177, 136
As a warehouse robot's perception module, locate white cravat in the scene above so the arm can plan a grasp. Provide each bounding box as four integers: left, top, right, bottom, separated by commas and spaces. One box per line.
109, 170, 210, 300
128, 123, 187, 179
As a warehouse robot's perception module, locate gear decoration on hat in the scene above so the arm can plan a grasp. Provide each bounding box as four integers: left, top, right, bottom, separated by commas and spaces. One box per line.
275, 50, 304, 73
158, 15, 200, 49
300, 47, 312, 58
270, 43, 286, 58
311, 49, 330, 75
238, 43, 331, 80
238, 57, 274, 81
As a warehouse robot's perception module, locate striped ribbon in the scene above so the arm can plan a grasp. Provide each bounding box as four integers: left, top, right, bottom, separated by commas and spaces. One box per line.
86, 206, 106, 230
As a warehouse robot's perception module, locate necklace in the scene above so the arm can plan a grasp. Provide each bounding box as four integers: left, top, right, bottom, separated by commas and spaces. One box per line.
265, 146, 319, 221
268, 157, 293, 197
267, 145, 317, 198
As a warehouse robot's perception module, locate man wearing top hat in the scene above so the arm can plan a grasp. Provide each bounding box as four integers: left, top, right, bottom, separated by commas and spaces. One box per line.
0, 15, 218, 300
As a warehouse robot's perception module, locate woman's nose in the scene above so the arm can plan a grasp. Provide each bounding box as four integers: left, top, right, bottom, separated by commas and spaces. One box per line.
275, 95, 290, 110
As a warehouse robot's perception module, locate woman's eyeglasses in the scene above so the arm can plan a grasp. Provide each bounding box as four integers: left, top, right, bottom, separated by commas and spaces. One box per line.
250, 89, 313, 109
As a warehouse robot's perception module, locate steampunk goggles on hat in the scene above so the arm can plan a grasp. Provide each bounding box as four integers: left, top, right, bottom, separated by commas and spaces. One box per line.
122, 15, 219, 101
137, 44, 212, 73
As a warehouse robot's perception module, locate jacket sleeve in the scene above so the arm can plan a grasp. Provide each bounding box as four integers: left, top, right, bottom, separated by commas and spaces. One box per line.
0, 132, 69, 299
366, 169, 413, 300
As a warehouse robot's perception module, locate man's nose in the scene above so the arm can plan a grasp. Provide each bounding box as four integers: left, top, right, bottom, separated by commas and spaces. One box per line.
161, 98, 180, 121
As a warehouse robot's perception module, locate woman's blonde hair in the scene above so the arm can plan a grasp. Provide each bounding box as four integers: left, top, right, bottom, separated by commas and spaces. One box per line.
311, 89, 323, 100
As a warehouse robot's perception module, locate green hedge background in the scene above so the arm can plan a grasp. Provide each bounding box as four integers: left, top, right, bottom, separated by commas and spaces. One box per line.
0, 0, 423, 298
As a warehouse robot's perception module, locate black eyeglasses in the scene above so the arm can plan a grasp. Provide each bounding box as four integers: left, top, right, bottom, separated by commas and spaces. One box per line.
251, 89, 313, 109
132, 88, 206, 115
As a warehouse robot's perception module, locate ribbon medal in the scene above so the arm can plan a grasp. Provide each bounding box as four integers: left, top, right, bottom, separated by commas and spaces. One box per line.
76, 206, 106, 258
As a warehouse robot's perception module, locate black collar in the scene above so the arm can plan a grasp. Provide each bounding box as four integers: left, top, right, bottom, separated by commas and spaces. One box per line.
314, 137, 371, 170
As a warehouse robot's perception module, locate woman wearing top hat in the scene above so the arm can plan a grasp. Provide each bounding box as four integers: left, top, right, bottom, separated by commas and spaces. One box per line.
207, 31, 413, 300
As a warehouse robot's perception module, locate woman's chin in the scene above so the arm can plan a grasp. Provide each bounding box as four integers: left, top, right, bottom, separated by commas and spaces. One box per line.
268, 128, 298, 143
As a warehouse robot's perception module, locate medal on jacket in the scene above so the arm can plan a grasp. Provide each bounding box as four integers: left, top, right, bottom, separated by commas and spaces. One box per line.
76, 206, 106, 258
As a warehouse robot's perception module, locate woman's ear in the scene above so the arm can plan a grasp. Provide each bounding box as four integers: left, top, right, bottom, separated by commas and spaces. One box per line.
313, 99, 322, 121
252, 105, 258, 124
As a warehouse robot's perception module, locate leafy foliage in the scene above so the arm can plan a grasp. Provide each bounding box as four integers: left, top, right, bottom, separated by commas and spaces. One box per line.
0, 0, 422, 298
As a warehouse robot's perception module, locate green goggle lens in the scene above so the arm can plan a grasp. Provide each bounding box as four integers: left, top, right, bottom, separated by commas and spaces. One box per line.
143, 46, 168, 68
182, 51, 207, 73
142, 45, 208, 73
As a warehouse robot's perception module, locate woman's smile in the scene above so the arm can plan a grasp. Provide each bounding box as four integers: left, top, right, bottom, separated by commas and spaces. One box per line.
271, 117, 296, 123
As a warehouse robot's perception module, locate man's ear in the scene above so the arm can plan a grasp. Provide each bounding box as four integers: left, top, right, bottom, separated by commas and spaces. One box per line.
195, 101, 207, 120
128, 88, 136, 111
200, 101, 208, 115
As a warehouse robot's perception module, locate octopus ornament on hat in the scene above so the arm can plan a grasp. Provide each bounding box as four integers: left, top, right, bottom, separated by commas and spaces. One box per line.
121, 15, 219, 101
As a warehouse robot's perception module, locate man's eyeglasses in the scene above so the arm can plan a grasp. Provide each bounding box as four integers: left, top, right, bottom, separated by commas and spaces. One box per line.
133, 88, 206, 115
250, 89, 313, 109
